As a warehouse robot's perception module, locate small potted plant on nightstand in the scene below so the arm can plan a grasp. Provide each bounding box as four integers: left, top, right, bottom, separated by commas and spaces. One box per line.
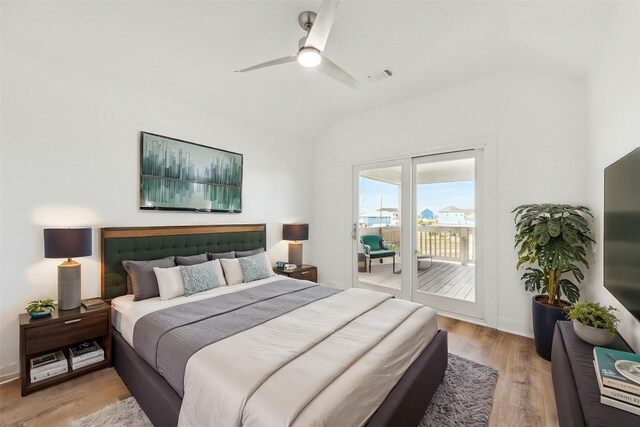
25, 299, 55, 318
565, 301, 619, 346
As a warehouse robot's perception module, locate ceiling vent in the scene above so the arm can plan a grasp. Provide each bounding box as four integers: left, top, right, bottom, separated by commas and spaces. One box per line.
367, 69, 394, 83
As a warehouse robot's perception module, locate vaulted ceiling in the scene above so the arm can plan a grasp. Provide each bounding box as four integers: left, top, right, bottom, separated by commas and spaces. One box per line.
2, 1, 615, 141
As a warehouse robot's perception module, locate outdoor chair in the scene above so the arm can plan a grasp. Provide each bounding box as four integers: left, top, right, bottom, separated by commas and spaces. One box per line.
361, 235, 396, 273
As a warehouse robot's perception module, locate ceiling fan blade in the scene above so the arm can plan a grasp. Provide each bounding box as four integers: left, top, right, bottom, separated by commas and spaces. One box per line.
235, 55, 296, 73
319, 55, 359, 89
304, 0, 340, 52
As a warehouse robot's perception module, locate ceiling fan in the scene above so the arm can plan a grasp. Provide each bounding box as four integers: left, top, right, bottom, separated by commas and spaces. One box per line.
236, 0, 359, 89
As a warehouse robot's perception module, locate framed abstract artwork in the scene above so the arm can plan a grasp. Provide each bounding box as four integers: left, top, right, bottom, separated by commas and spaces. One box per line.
140, 132, 243, 212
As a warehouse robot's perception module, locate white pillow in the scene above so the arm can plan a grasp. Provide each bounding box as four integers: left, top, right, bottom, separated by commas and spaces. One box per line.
210, 258, 227, 286
153, 266, 185, 300
219, 258, 244, 285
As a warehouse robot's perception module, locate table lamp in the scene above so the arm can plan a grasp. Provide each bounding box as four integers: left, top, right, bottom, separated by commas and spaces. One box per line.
44, 228, 92, 310
283, 224, 309, 267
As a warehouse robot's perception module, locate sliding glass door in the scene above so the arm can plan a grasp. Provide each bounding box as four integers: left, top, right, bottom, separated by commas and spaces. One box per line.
352, 149, 484, 320
352, 160, 410, 299
411, 150, 484, 319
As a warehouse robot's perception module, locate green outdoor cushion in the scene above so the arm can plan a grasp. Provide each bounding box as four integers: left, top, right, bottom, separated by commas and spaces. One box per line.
369, 250, 396, 259
361, 235, 384, 251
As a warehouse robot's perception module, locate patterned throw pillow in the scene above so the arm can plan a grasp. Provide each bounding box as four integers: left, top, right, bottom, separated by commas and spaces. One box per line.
180, 260, 223, 296
238, 252, 274, 283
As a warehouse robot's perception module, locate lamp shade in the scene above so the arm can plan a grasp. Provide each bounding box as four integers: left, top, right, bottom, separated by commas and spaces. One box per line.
283, 224, 309, 241
44, 228, 92, 259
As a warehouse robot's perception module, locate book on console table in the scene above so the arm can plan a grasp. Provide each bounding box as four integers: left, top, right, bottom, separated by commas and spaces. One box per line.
594, 360, 640, 411
593, 347, 640, 396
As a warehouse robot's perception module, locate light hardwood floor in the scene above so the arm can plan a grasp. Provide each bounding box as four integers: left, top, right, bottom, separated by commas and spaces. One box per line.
0, 316, 557, 427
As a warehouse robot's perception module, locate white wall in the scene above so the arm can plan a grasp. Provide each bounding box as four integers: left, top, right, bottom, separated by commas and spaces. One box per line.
311, 69, 588, 336
0, 49, 312, 379
586, 3, 640, 352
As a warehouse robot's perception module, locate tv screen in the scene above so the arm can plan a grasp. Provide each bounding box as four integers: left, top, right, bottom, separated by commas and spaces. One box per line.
604, 147, 640, 320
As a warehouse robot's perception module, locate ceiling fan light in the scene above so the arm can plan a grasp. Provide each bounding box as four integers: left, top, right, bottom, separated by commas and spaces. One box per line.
297, 48, 322, 68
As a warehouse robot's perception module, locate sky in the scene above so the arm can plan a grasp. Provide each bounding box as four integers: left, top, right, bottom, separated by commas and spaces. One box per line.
359, 178, 475, 215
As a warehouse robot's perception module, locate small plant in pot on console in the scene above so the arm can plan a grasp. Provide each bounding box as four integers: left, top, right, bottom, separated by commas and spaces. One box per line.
565, 301, 619, 346
513, 204, 595, 360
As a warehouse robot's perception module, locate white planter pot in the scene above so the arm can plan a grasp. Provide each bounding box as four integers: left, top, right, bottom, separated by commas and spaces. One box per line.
572, 319, 615, 346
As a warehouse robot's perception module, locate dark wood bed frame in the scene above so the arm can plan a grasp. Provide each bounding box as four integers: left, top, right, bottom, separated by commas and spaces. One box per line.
101, 224, 448, 427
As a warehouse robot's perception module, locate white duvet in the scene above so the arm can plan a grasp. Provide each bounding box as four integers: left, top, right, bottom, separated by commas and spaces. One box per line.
111, 277, 438, 427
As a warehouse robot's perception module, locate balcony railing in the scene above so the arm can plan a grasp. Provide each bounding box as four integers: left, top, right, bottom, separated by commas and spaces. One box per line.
359, 225, 475, 265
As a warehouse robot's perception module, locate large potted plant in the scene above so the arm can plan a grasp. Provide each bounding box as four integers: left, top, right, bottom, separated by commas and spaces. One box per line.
513, 204, 594, 360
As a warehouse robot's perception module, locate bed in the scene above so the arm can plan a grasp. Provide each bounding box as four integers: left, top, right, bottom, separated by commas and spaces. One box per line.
102, 224, 448, 427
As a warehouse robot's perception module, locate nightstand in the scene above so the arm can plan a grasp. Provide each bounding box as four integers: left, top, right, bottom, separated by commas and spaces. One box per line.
19, 303, 112, 396
273, 264, 318, 283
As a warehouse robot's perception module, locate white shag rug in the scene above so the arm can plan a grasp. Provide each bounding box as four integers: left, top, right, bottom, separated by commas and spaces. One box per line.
71, 353, 497, 427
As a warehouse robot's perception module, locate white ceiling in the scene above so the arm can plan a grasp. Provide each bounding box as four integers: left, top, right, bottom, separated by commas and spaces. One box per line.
2, 1, 615, 142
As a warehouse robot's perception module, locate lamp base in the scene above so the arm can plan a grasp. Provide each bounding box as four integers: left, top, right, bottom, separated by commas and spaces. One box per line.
58, 260, 81, 310
288, 242, 303, 267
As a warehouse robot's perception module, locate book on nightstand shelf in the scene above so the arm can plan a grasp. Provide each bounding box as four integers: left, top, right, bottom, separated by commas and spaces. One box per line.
69, 341, 104, 370
30, 351, 68, 382
71, 354, 105, 370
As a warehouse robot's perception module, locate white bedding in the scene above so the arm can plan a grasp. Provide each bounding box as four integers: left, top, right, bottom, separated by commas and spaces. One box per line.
111, 275, 285, 345
112, 276, 439, 427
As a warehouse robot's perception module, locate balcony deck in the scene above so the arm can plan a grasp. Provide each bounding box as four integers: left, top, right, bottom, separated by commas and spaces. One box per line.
358, 259, 475, 301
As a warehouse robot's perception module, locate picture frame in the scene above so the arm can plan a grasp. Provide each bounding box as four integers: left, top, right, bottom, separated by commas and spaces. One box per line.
140, 132, 243, 212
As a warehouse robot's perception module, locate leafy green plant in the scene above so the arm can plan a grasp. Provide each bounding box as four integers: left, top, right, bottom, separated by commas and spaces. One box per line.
565, 301, 619, 335
513, 204, 594, 305
25, 299, 55, 314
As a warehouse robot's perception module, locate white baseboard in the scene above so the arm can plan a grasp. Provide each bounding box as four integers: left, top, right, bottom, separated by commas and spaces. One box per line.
0, 371, 20, 385
498, 317, 533, 338
436, 309, 489, 328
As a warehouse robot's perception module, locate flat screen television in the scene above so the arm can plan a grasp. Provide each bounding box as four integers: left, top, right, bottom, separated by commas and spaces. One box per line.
604, 147, 640, 320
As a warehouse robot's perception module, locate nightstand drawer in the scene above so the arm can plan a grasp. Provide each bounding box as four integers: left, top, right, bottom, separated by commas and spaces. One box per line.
290, 269, 317, 282
25, 312, 108, 355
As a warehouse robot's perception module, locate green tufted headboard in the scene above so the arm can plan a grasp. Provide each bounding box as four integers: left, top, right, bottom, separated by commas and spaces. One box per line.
101, 224, 266, 300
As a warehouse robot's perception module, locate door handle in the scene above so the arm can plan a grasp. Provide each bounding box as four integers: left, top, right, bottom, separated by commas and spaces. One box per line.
351, 223, 357, 240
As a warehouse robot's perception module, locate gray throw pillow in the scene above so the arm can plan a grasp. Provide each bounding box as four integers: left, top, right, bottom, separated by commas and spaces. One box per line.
180, 261, 223, 296
238, 252, 272, 282
122, 256, 176, 301
235, 247, 265, 258
208, 251, 235, 260
175, 253, 209, 266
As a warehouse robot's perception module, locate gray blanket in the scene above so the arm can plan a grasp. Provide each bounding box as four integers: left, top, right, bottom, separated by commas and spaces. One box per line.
132, 280, 341, 396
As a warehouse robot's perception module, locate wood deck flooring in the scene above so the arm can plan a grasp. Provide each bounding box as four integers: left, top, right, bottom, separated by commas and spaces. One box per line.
358, 260, 476, 301
0, 316, 557, 427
